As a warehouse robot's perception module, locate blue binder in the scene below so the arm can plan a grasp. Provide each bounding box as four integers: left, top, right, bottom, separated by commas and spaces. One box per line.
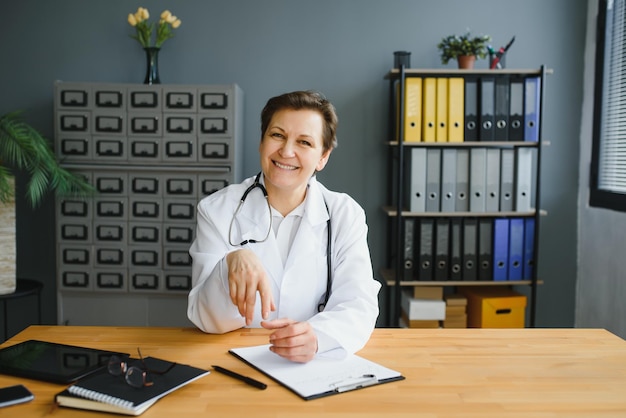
507, 218, 525, 281
523, 218, 535, 280
492, 218, 509, 281
524, 77, 541, 142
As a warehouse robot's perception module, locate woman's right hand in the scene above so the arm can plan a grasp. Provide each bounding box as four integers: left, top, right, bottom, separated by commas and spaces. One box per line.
226, 249, 276, 325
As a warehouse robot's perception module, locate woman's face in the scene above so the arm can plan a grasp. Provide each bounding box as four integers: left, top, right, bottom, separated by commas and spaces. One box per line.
259, 108, 331, 197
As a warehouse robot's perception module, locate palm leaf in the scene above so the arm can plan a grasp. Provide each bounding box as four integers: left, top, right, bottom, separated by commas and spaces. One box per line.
0, 111, 95, 208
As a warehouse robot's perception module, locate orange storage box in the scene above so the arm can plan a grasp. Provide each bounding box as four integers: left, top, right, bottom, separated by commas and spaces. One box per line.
461, 287, 527, 328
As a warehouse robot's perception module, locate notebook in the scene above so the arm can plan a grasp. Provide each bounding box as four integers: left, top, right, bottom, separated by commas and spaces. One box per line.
55, 356, 209, 416
229, 344, 405, 400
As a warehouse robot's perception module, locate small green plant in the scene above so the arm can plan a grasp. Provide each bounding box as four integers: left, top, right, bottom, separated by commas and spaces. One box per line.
0, 111, 95, 208
437, 31, 491, 65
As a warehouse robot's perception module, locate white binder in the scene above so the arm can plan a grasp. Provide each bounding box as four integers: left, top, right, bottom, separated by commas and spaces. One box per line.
485, 148, 501, 212
425, 148, 441, 212
440, 149, 457, 212
455, 149, 470, 212
500, 148, 515, 211
515, 147, 533, 211
469, 148, 486, 212
408, 148, 427, 212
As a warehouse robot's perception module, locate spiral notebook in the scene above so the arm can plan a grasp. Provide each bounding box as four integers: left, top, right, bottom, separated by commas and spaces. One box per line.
55, 357, 209, 416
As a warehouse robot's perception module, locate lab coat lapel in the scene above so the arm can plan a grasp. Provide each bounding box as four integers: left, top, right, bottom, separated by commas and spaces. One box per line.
233, 189, 284, 283
281, 182, 329, 305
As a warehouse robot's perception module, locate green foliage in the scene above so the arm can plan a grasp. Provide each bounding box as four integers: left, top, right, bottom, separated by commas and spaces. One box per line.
437, 31, 491, 64
0, 111, 95, 208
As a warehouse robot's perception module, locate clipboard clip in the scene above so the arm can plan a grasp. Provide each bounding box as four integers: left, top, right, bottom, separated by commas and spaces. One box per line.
331, 374, 378, 393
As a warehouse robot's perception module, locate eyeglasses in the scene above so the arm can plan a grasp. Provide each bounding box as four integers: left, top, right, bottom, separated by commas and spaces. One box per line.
107, 348, 177, 388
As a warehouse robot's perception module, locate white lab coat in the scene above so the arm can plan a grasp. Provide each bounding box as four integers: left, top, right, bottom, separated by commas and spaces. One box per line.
187, 174, 381, 355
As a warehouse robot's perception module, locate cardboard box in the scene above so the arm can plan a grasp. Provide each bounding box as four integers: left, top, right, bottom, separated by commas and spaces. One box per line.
442, 315, 467, 328
401, 290, 446, 320
445, 293, 467, 307
400, 311, 440, 328
412, 286, 444, 300
445, 305, 466, 316
461, 287, 527, 328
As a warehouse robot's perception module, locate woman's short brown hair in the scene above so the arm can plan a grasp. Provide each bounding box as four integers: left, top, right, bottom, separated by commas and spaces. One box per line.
260, 90, 338, 153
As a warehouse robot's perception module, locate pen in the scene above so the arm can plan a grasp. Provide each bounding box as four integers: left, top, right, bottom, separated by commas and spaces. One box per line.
212, 365, 267, 390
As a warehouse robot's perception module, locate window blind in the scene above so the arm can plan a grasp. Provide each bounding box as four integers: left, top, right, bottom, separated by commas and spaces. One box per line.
598, 0, 626, 192
590, 0, 626, 210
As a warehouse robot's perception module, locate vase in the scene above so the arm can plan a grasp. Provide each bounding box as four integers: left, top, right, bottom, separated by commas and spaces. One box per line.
143, 47, 161, 85
457, 55, 476, 69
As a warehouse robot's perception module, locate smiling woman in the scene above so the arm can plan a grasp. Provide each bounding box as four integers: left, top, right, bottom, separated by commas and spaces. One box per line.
187, 90, 381, 363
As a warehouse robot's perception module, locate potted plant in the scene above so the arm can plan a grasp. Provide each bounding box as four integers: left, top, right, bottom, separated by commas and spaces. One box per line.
0, 111, 94, 294
437, 31, 491, 69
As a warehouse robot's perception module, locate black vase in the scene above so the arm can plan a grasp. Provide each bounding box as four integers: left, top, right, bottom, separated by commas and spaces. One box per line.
144, 47, 161, 85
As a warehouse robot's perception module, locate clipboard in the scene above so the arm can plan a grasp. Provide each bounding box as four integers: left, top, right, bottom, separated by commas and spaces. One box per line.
229, 344, 405, 400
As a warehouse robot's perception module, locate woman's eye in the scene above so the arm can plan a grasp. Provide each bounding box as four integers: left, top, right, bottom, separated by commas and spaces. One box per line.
270, 132, 284, 139
299, 140, 312, 147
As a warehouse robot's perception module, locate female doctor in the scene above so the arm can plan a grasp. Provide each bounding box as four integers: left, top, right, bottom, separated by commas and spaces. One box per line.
187, 90, 381, 363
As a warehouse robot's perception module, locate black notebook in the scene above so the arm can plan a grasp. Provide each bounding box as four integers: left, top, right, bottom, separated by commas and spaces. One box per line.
55, 357, 209, 416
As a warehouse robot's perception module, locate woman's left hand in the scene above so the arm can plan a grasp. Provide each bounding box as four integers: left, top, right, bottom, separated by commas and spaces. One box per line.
261, 318, 318, 363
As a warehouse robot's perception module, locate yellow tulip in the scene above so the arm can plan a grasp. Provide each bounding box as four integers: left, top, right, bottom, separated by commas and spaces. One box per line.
161, 10, 172, 20
127, 13, 137, 26
172, 19, 181, 29
140, 7, 149, 20
166, 14, 177, 24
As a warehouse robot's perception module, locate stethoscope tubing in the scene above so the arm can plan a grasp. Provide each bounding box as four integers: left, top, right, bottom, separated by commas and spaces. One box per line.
227, 172, 332, 312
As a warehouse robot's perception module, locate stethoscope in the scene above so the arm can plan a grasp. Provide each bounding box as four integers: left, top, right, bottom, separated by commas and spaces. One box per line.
228, 172, 332, 312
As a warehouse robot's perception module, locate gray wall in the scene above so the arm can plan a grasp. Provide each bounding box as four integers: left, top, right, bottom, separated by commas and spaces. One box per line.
577, 0, 626, 338
1, 0, 587, 335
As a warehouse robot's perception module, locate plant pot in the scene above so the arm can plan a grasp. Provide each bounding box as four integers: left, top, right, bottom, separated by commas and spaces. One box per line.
457, 55, 476, 69
0, 179, 16, 295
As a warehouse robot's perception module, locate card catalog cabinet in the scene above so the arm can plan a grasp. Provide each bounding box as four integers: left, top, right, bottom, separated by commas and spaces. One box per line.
54, 82, 243, 326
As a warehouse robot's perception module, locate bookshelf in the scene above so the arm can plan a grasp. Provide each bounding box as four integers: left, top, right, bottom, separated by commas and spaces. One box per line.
384, 66, 551, 328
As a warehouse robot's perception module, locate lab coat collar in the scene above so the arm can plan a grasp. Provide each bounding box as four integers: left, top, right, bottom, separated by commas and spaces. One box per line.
231, 175, 274, 245
230, 174, 330, 293
237, 173, 329, 229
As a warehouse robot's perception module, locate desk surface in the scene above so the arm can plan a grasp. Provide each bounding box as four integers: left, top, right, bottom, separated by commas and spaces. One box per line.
1, 326, 625, 417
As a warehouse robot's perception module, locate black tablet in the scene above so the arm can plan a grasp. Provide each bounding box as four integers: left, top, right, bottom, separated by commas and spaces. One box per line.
0, 340, 127, 384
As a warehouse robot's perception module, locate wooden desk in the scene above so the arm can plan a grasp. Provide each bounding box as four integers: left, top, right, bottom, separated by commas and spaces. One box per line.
1, 326, 625, 417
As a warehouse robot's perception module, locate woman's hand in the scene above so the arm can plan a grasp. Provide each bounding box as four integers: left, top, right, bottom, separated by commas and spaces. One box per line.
226, 249, 275, 325
261, 318, 318, 363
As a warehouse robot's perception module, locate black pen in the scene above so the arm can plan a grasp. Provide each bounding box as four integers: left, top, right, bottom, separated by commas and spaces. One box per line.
212, 365, 267, 390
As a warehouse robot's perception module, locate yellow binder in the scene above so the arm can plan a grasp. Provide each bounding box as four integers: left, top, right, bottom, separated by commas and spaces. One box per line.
447, 77, 465, 143
436, 78, 448, 142
404, 77, 422, 142
422, 78, 436, 142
